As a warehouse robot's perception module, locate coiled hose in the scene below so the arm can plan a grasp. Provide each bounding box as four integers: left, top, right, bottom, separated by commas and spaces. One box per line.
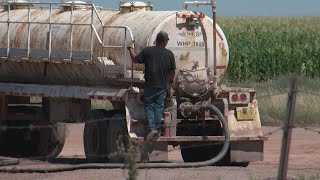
0, 156, 19, 166
0, 104, 229, 173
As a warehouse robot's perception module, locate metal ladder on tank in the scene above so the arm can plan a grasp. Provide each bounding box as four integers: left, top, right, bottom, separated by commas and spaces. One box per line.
0, 1, 137, 82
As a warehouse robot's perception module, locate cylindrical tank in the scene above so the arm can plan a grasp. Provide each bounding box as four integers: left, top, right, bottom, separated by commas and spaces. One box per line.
0, 2, 229, 88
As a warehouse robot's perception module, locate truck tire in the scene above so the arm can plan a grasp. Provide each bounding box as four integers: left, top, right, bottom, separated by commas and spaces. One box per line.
180, 143, 222, 163
105, 112, 128, 163
83, 109, 108, 162
83, 110, 128, 163
177, 121, 249, 167
177, 120, 232, 165
38, 123, 66, 159
0, 122, 66, 159
0, 105, 66, 159
232, 162, 250, 167
181, 143, 250, 167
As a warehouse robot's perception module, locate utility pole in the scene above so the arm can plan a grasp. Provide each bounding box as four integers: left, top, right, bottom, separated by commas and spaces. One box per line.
277, 76, 298, 180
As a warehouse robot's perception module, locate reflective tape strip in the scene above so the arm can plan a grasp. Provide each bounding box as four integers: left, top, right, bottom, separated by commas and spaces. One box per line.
0, 91, 123, 101
176, 11, 204, 19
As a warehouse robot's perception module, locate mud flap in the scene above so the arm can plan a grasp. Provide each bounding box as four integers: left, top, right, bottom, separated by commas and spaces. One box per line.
230, 140, 264, 163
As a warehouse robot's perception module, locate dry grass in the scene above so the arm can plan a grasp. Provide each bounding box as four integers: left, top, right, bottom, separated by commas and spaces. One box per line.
225, 76, 320, 126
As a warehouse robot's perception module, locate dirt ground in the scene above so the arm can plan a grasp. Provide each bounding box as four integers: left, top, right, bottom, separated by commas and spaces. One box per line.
0, 124, 319, 180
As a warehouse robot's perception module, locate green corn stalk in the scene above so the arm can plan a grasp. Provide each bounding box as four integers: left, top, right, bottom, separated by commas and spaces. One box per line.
219, 17, 320, 82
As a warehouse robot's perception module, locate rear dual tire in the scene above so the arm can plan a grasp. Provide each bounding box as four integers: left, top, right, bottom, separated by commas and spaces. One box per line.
83, 110, 128, 163
178, 120, 249, 167
0, 123, 66, 159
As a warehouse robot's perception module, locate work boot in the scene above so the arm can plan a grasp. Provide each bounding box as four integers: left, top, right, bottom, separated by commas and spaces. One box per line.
145, 129, 160, 153
146, 129, 160, 143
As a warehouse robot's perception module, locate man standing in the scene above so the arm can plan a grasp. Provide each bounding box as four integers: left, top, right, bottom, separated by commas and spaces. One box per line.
128, 31, 176, 142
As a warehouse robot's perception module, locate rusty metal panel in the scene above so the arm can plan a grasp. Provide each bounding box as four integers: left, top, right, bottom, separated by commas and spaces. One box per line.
0, 82, 126, 100
0, 60, 105, 85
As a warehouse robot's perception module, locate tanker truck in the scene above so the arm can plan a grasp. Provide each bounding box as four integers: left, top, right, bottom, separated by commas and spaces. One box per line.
0, 1, 266, 166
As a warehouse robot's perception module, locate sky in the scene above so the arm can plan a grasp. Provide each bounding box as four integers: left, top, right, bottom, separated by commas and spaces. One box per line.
92, 0, 320, 17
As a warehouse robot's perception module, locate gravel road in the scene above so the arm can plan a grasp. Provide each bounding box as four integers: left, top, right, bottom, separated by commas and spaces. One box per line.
0, 124, 319, 180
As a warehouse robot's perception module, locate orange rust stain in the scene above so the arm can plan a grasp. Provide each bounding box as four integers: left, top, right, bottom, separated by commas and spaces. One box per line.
0, 11, 8, 19
179, 52, 190, 61
102, 13, 122, 58
30, 27, 40, 48
74, 10, 92, 23
104, 13, 121, 26
13, 23, 27, 48
219, 41, 227, 66
30, 10, 45, 18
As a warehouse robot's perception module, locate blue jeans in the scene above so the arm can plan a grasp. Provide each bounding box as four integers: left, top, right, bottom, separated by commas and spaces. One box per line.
144, 87, 167, 132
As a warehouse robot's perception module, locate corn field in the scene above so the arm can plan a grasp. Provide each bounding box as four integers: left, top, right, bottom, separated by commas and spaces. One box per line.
219, 17, 320, 82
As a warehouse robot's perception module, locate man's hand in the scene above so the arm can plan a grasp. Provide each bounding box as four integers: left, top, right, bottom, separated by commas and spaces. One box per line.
167, 83, 174, 97
128, 40, 138, 64
127, 40, 135, 50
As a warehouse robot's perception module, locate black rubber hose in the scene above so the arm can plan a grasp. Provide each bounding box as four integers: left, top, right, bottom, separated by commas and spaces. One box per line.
0, 156, 19, 166
0, 104, 229, 173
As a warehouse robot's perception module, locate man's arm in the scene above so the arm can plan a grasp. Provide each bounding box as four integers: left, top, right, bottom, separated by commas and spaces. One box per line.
128, 48, 138, 64
169, 70, 175, 84
169, 51, 176, 83
128, 40, 145, 64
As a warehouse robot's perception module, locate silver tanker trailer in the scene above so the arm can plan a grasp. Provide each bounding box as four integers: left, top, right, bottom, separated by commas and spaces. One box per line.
0, 1, 266, 166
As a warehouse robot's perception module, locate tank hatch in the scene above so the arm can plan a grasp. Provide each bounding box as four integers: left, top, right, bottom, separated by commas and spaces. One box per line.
119, 1, 153, 13
60, 1, 91, 12
1, 0, 32, 10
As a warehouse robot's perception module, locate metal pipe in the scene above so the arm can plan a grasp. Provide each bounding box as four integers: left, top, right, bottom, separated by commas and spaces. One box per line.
90, 4, 94, 61
0, 104, 230, 173
92, 5, 104, 25
212, 0, 217, 76
27, 3, 31, 60
199, 18, 208, 68
101, 26, 105, 57
48, 4, 52, 59
91, 25, 124, 48
69, 3, 74, 61
184, 1, 211, 9
0, 24, 135, 42
124, 28, 127, 78
6, 4, 10, 57
2, 2, 94, 6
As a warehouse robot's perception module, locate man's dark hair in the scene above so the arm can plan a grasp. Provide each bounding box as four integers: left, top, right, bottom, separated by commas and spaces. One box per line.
156, 31, 169, 42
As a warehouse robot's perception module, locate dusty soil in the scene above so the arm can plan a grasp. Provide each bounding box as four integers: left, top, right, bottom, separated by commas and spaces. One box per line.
0, 125, 319, 180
